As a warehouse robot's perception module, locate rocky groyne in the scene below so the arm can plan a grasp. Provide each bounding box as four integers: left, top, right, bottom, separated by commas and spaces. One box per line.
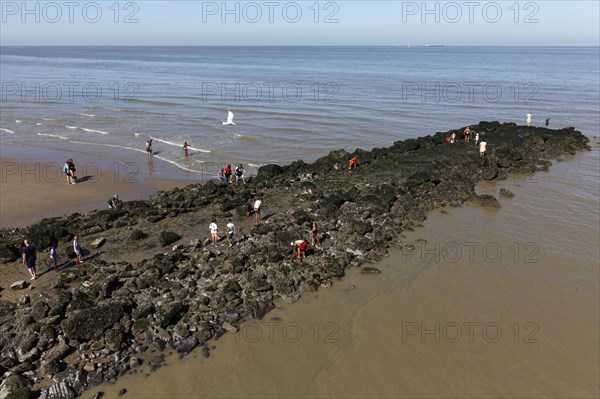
0, 122, 590, 398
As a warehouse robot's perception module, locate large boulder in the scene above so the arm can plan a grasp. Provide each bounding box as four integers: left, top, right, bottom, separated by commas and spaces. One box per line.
0, 243, 21, 263
159, 231, 181, 247
0, 374, 31, 399
256, 164, 284, 180
155, 302, 185, 329
61, 304, 126, 342
475, 194, 501, 208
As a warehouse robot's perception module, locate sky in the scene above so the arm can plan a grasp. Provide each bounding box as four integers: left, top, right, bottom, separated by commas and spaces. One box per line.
1, 0, 599, 46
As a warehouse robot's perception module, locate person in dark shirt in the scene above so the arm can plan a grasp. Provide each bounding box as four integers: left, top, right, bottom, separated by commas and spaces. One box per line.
21, 239, 37, 280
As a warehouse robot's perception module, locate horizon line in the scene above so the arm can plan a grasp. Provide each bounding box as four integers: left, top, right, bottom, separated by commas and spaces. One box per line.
1, 44, 599, 47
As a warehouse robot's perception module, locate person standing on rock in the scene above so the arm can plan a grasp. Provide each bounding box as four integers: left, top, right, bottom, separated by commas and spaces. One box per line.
545, 118, 550, 127
226, 219, 236, 247
464, 126, 471, 142
450, 132, 456, 144
526, 112, 532, 126
479, 140, 487, 157
21, 239, 37, 280
209, 220, 219, 245
292, 239, 308, 259
349, 157, 358, 170
253, 197, 262, 224
474, 132, 480, 145
219, 168, 227, 183
235, 164, 246, 185
311, 220, 321, 247
224, 164, 232, 184
49, 244, 58, 272
73, 235, 83, 265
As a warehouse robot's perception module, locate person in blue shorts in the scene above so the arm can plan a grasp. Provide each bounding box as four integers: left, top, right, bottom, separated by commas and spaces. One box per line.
226, 219, 236, 247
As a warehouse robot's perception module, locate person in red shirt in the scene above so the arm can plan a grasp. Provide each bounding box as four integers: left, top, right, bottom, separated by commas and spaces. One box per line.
292, 240, 309, 259
224, 164, 232, 183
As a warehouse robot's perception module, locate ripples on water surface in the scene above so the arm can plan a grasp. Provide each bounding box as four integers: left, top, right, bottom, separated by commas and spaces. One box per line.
1, 46, 598, 176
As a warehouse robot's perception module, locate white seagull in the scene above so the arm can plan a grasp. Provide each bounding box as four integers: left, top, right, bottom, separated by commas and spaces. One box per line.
222, 109, 236, 125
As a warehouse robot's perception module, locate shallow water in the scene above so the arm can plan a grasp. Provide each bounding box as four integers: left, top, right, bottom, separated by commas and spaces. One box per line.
1, 46, 599, 177
87, 141, 599, 398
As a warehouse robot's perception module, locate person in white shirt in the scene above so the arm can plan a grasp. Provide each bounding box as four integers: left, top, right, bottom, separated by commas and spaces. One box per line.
253, 197, 262, 224
226, 219, 236, 247
73, 236, 84, 265
479, 141, 487, 157
526, 113, 532, 126
209, 220, 218, 245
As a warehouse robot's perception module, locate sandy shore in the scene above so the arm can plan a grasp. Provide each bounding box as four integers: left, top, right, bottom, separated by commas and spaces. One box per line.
0, 147, 199, 228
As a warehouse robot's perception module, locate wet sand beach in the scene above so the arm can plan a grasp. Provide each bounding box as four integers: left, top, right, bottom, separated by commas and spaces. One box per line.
0, 145, 199, 228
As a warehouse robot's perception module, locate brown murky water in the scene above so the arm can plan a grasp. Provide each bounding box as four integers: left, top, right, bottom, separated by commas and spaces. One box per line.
89, 143, 600, 399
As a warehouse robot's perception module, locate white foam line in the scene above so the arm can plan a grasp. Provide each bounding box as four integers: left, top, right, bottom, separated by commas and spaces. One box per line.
81, 128, 109, 135
0, 128, 15, 134
155, 156, 211, 174
149, 135, 212, 153
37, 133, 68, 140
42, 118, 56, 121
66, 139, 208, 175
77, 113, 96, 117
189, 146, 211, 153
15, 120, 22, 123
65, 125, 109, 135
36, 123, 43, 126
68, 139, 146, 155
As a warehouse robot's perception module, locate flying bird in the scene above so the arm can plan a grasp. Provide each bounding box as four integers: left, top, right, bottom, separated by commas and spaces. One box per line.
223, 109, 236, 125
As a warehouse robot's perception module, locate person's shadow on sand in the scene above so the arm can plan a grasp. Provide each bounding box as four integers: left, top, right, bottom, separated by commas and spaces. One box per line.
75, 176, 95, 183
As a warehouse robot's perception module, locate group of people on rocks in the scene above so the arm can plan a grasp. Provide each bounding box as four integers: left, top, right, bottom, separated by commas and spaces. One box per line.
20, 235, 84, 280
219, 164, 246, 185
445, 115, 550, 158
445, 127, 487, 157
209, 219, 237, 247
41, 117, 540, 281
526, 113, 550, 128
291, 220, 320, 260
205, 198, 319, 261
107, 194, 122, 209
207, 197, 261, 248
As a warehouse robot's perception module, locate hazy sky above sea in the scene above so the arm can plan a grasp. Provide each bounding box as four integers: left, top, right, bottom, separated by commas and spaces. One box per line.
0, 1, 598, 46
